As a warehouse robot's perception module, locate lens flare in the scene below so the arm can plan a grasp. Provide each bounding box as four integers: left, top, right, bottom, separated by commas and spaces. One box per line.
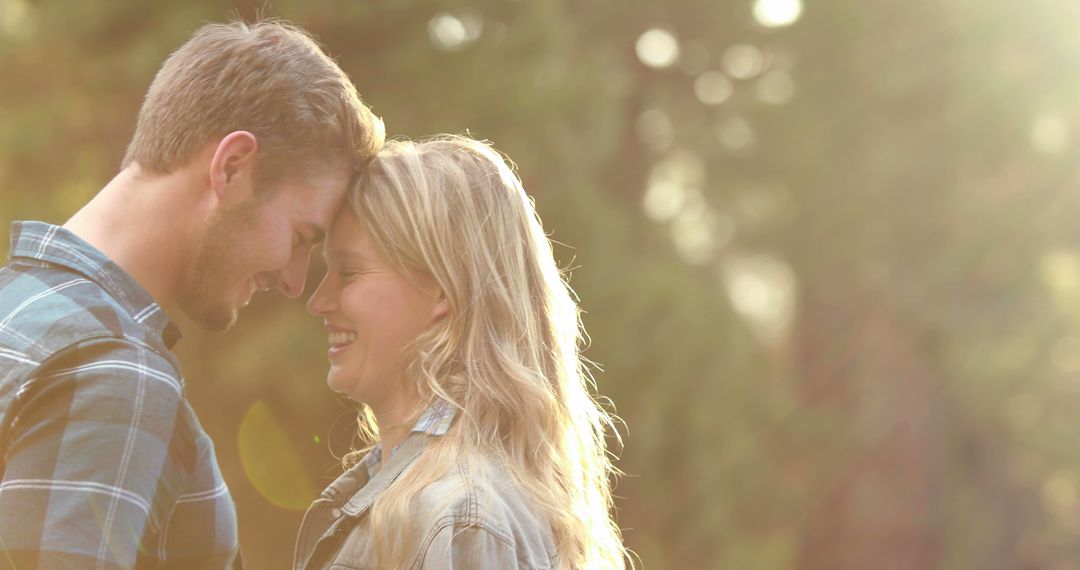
238, 400, 317, 511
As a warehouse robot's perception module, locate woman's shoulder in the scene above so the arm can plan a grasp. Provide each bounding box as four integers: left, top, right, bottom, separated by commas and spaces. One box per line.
417, 453, 539, 524
415, 455, 555, 544
412, 453, 558, 569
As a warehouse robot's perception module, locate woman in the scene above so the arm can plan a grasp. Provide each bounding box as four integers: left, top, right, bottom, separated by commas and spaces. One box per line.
296, 135, 628, 569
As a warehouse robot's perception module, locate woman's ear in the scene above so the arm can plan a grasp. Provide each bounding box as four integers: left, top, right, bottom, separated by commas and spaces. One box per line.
431, 290, 449, 322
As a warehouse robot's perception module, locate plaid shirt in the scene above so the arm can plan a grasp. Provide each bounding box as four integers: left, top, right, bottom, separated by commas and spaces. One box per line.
0, 221, 239, 569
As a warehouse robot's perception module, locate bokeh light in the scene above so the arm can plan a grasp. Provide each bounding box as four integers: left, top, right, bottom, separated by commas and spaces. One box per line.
1042, 470, 1078, 513
637, 108, 676, 151
1031, 112, 1069, 154
644, 175, 688, 223
695, 71, 734, 105
753, 0, 804, 28
636, 28, 680, 69
1040, 250, 1080, 316
721, 252, 796, 346
756, 69, 795, 104
428, 11, 482, 51
643, 151, 732, 264
722, 43, 765, 80
671, 205, 724, 265
0, 0, 35, 40
643, 151, 704, 222
716, 115, 757, 154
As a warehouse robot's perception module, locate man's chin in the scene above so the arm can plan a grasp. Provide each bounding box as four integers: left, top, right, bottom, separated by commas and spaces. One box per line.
181, 299, 240, 333
203, 311, 239, 333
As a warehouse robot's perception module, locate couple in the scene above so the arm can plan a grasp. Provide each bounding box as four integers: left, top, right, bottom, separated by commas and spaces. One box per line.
0, 20, 626, 570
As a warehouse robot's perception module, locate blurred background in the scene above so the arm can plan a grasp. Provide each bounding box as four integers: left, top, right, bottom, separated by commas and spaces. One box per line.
5, 0, 1080, 568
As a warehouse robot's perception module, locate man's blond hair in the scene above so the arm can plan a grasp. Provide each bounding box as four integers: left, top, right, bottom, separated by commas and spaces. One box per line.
123, 20, 384, 185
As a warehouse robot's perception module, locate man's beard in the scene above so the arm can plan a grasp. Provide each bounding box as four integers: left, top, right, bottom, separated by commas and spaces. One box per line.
180, 201, 261, 332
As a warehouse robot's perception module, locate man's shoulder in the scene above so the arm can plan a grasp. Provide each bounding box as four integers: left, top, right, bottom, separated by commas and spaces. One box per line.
0, 260, 158, 362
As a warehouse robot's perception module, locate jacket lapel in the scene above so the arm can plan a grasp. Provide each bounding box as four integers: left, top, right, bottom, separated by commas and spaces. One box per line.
341, 433, 428, 518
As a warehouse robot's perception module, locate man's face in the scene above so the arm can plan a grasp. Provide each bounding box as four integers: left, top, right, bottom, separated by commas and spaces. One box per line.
181, 169, 349, 332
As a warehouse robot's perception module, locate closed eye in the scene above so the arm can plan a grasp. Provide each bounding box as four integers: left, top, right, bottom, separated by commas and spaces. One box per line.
340, 262, 377, 277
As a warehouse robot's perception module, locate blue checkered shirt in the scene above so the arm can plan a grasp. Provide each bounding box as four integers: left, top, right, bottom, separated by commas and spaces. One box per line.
0, 221, 239, 568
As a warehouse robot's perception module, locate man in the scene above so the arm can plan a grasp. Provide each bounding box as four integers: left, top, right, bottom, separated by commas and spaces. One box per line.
0, 20, 384, 568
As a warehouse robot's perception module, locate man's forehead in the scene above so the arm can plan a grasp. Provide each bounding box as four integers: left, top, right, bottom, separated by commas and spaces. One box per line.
293, 159, 352, 186
282, 174, 349, 226
275, 166, 349, 195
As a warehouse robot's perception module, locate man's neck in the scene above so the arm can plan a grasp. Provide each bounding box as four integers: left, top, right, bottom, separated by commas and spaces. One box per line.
63, 164, 207, 309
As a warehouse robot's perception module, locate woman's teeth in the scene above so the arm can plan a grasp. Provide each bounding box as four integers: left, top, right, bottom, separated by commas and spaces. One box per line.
329, 332, 357, 346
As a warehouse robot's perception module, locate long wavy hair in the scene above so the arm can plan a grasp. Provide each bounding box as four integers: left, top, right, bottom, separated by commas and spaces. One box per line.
342, 135, 627, 569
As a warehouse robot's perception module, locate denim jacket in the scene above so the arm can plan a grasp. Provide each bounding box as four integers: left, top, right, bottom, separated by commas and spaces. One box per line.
293, 433, 559, 569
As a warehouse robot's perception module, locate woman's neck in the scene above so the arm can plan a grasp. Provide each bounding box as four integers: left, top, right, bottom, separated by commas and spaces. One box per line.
371, 391, 421, 466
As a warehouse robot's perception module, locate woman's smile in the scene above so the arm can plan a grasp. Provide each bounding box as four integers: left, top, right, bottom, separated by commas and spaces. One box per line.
326, 327, 358, 358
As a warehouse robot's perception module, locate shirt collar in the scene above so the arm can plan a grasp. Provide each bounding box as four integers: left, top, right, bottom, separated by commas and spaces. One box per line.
360, 399, 457, 479
316, 398, 458, 507
324, 399, 458, 518
8, 221, 182, 349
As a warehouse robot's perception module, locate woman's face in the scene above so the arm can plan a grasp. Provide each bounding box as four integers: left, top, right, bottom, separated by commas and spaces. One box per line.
307, 209, 446, 410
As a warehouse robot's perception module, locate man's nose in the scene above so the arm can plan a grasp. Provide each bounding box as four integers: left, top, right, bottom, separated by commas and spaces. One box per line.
275, 253, 309, 299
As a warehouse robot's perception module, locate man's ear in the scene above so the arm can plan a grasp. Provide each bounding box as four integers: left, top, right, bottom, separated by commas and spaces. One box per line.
209, 131, 259, 205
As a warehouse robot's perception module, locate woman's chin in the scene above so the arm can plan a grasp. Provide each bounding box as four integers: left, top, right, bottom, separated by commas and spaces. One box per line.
328, 373, 373, 404
326, 372, 352, 397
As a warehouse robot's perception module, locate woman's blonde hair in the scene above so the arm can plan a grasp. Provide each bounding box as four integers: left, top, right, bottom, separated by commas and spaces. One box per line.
344, 135, 628, 569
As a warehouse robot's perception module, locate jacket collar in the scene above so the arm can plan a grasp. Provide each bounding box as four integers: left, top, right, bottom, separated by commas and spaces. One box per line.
293, 433, 432, 570
322, 432, 430, 519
